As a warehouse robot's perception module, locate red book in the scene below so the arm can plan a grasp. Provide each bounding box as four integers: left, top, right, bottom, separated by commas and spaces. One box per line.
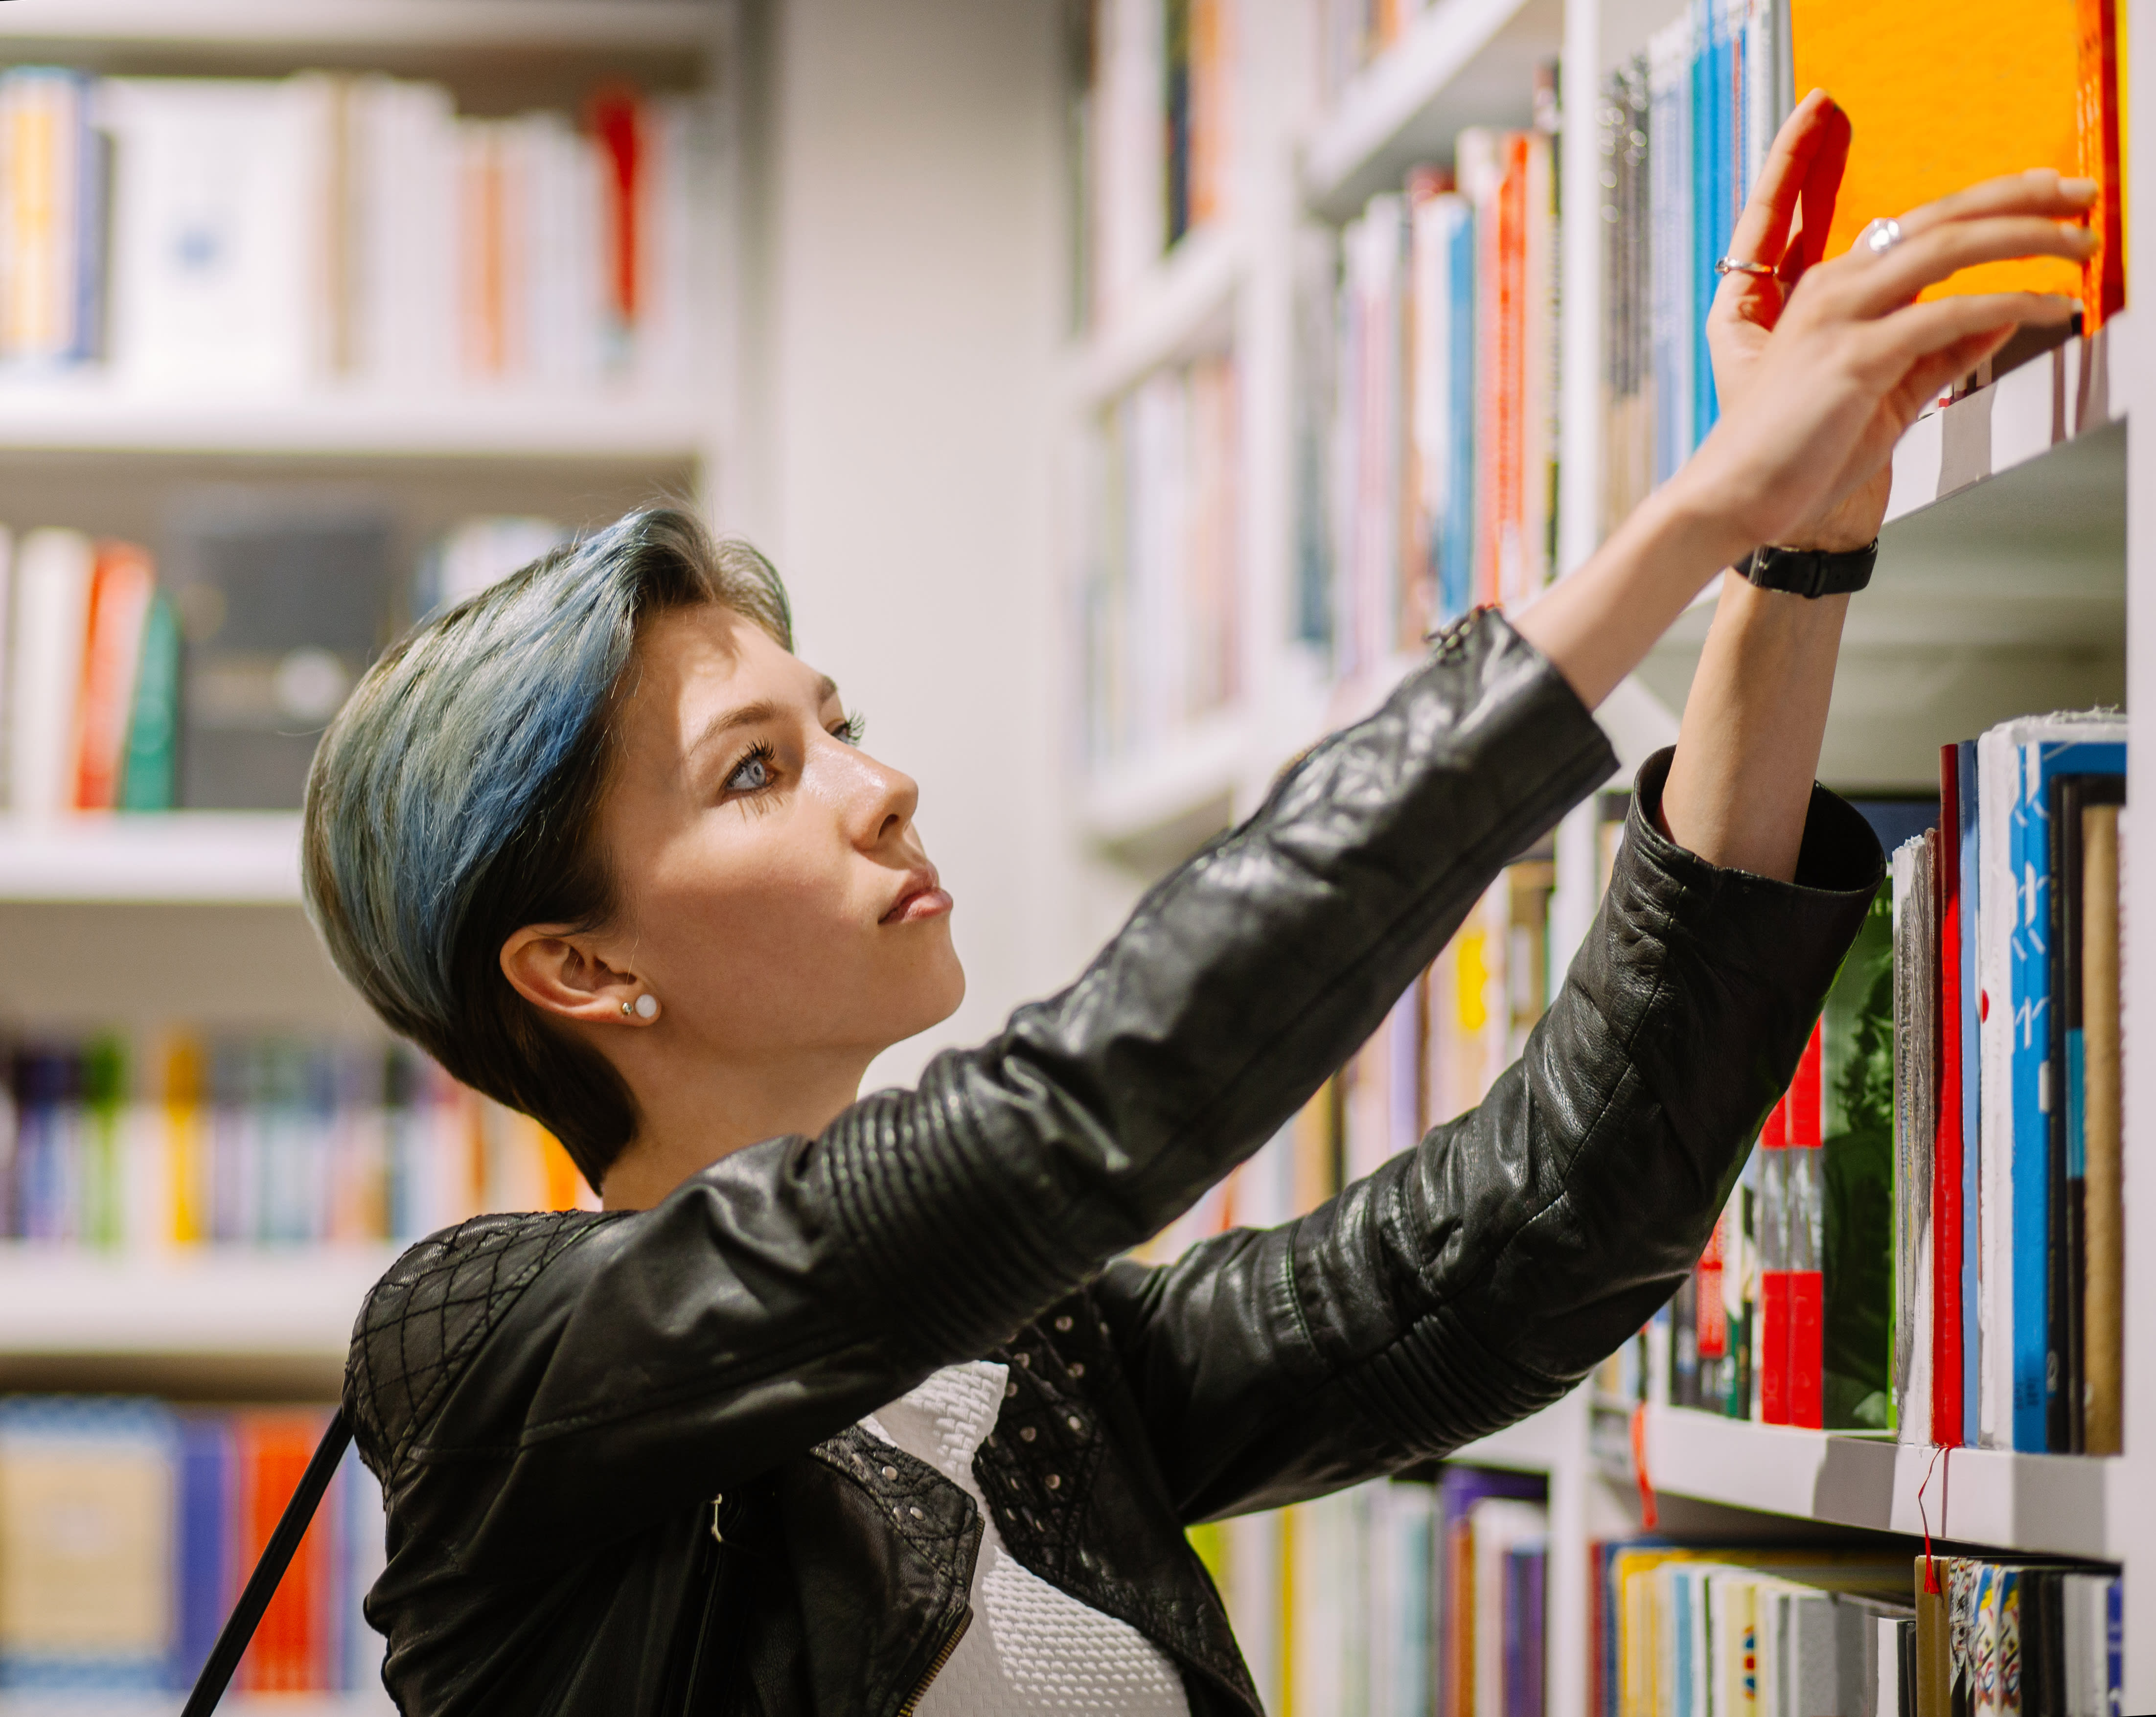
71, 541, 154, 810
1933, 746, 1966, 1445
589, 85, 644, 353
236, 1412, 336, 1692
2076, 0, 2126, 330
1759, 1094, 1791, 1425
1787, 1023, 1827, 1430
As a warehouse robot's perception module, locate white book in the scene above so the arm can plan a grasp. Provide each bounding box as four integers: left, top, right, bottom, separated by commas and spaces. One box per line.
351, 75, 459, 389
1975, 724, 2018, 1449
517, 111, 602, 387
1467, 1496, 1544, 1717
635, 93, 711, 394
6, 527, 92, 818
102, 76, 334, 391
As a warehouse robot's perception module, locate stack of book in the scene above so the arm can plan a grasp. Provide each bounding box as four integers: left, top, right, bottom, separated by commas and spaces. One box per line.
0, 1395, 381, 1693
1598, 0, 2125, 537
1190, 1464, 1548, 1717
1323, 99, 1559, 676
0, 67, 706, 394
1, 1030, 592, 1250
1934, 1555, 2123, 1717
1078, 0, 1236, 327
1642, 716, 2128, 1457
1082, 354, 1242, 765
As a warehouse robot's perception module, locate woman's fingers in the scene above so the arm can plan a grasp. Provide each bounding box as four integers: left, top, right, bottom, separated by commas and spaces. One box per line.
1893, 325, 2021, 420
1836, 215, 2095, 316
1723, 89, 1841, 272
1794, 99, 1852, 272
1894, 167, 2099, 240
1858, 290, 2075, 375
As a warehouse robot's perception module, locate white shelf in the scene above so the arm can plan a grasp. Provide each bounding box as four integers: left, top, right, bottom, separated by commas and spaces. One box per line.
0, 384, 708, 462
0, 1248, 398, 1359
1640, 1406, 2119, 1561
0, 814, 302, 905
1078, 710, 1249, 851
0, 1700, 391, 1717
0, 0, 721, 51
1885, 311, 2131, 525
1302, 0, 1562, 221
1064, 223, 1244, 409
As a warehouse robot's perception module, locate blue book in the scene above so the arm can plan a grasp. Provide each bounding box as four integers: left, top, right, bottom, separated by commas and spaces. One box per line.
2105, 1576, 2122, 1716
175, 1414, 234, 1687
1442, 204, 1476, 619
2005, 726, 2125, 1450
1958, 739, 1981, 1446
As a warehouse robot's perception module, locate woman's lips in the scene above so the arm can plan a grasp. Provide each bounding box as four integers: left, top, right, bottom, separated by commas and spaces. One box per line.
882, 870, 952, 924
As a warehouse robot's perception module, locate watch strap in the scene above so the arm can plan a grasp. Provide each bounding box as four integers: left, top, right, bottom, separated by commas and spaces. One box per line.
1737, 539, 1878, 598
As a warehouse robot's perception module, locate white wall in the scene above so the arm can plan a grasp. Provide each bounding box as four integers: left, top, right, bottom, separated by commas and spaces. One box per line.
731, 0, 1090, 1087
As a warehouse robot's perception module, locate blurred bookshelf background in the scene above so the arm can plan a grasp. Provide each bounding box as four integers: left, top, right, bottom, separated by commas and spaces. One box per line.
0, 0, 2150, 1710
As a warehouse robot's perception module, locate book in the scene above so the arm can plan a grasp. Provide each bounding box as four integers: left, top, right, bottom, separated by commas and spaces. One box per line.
117, 587, 181, 811
2077, 801, 2123, 1454
1789, 0, 2085, 303
5, 527, 93, 818
0, 1396, 176, 1690
72, 541, 155, 811
1955, 739, 1981, 1448
2049, 773, 2124, 1452
0, 69, 105, 367
1891, 832, 1937, 1445
1933, 747, 1966, 1448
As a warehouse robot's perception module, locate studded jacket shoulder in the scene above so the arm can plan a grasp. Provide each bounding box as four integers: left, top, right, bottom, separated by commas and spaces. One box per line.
344, 609, 1883, 1717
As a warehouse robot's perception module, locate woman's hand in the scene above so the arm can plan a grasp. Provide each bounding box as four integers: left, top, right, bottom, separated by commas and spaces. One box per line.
1678, 107, 2095, 557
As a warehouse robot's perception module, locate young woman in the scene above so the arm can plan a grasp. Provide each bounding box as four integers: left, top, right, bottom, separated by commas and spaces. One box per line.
305, 98, 2093, 1715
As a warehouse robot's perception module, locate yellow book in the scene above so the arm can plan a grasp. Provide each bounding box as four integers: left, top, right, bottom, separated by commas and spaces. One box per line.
1791, 0, 2083, 299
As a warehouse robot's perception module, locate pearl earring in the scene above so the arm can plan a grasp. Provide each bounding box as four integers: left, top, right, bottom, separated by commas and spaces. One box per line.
632, 993, 659, 1020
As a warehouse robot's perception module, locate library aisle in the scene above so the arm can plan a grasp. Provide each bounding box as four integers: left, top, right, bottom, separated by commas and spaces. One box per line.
1066, 0, 2149, 1710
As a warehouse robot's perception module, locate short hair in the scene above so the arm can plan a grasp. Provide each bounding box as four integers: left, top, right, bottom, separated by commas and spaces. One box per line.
302, 507, 792, 1191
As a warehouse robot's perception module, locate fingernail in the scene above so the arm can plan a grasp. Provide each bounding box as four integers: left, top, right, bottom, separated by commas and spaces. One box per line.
2060, 176, 2099, 202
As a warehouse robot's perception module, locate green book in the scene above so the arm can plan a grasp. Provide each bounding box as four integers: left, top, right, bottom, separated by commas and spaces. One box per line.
117, 588, 180, 811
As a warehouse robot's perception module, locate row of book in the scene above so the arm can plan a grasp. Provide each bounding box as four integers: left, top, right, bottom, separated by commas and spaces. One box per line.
0, 508, 571, 815
1, 1033, 591, 1251
1189, 1465, 1549, 1717
0, 68, 706, 394
0, 1395, 381, 1693
1645, 718, 2129, 1457
1595, 1546, 2120, 1717
1078, 0, 1235, 329
1081, 353, 1242, 763
1597, 0, 2126, 535
1323, 104, 1558, 681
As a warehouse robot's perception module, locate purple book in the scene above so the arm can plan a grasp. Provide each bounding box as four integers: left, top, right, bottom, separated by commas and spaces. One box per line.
1437, 1466, 1545, 1717
1504, 1542, 1547, 1717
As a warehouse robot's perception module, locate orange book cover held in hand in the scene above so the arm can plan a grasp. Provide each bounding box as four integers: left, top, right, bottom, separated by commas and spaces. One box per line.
1790, 0, 2090, 305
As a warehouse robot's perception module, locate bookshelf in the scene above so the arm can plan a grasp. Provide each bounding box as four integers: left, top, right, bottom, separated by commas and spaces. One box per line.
0, 3, 731, 1701
1064, 0, 2152, 1705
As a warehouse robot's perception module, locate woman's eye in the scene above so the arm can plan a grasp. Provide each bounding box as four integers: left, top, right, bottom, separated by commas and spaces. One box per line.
725, 747, 774, 793
831, 712, 865, 746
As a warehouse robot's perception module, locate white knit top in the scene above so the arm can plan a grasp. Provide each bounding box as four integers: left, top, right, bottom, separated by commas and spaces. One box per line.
860, 1362, 1191, 1717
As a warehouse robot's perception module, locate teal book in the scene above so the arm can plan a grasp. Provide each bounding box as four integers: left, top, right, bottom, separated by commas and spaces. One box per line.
117, 588, 180, 811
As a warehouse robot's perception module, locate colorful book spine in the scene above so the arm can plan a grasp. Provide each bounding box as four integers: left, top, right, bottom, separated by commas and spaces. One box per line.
1786, 1023, 1825, 1429
72, 542, 156, 811
1934, 746, 1966, 1446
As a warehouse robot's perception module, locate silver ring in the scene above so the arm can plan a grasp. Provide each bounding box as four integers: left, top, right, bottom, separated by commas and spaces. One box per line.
1714, 257, 1777, 277
1860, 217, 1904, 257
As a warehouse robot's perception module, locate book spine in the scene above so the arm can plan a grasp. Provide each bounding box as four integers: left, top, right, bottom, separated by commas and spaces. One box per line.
1758, 1092, 1790, 1425
2079, 802, 2124, 1454
1957, 738, 1982, 1446
71, 542, 154, 812
1977, 728, 2015, 1449
2075, 0, 2127, 329
2009, 740, 2052, 1451
1935, 745, 1966, 1444
116, 587, 180, 811
1787, 1021, 1826, 1429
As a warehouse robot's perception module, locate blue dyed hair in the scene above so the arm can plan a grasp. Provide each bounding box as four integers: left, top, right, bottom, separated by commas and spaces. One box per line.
302, 507, 792, 1188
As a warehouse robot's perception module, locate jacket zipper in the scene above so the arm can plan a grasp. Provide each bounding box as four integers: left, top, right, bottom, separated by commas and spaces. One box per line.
895, 1611, 971, 1717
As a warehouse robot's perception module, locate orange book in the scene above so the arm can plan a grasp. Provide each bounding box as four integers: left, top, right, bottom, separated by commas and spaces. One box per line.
235, 1412, 334, 1692
1791, 0, 2084, 300
71, 540, 154, 810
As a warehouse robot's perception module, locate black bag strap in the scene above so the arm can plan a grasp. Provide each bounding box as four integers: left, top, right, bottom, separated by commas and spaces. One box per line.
181, 1408, 353, 1717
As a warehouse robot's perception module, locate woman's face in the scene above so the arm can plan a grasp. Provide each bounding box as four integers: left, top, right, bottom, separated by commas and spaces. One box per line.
593, 601, 965, 1075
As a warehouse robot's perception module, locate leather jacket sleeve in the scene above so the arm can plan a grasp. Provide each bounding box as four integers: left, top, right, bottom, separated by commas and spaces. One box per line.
349, 610, 1618, 1569
1089, 746, 1882, 1523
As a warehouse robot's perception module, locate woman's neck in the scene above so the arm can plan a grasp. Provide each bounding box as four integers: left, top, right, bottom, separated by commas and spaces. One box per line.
599, 1048, 872, 1211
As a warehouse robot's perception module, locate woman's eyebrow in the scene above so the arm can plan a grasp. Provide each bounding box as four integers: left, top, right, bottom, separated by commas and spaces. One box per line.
687, 679, 843, 760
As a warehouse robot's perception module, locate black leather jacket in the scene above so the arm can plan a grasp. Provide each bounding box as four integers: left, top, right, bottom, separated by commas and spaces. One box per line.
345, 611, 1881, 1716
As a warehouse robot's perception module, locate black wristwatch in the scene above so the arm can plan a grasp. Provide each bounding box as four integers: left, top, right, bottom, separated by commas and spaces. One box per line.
1737, 540, 1878, 598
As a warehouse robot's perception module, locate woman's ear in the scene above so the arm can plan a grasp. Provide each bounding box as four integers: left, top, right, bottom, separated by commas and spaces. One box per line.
501, 926, 647, 1026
